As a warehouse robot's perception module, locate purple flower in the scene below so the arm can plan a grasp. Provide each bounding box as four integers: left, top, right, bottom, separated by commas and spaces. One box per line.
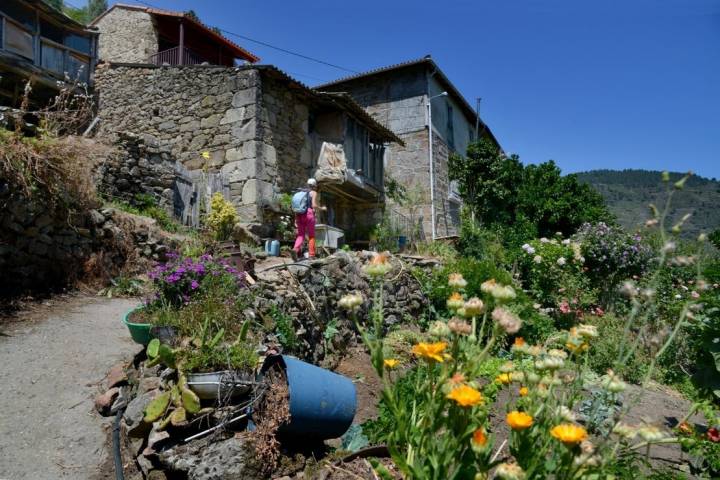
190, 280, 200, 290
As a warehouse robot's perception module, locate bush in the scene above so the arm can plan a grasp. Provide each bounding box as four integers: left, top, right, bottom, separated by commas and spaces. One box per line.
146, 253, 245, 308
585, 313, 649, 383
206, 193, 238, 241
106, 193, 181, 233
517, 237, 598, 316
573, 222, 653, 301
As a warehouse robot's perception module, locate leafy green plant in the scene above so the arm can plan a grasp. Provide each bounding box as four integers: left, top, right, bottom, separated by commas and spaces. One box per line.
269, 305, 298, 351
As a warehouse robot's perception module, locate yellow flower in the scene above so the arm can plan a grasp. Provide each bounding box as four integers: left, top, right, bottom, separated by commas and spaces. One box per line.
519, 386, 529, 397
447, 291, 465, 310
364, 252, 392, 277
411, 342, 448, 362
506, 411, 533, 430
383, 359, 399, 369
446, 385, 484, 407
201, 151, 210, 159
471, 428, 488, 452
551, 423, 588, 445
495, 373, 512, 385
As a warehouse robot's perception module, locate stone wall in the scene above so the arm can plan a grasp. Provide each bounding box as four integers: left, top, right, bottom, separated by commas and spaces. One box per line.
96, 132, 176, 213
94, 8, 158, 63
96, 65, 267, 222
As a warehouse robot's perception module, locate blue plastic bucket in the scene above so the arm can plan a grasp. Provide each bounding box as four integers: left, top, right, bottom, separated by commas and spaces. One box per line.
260, 355, 356, 439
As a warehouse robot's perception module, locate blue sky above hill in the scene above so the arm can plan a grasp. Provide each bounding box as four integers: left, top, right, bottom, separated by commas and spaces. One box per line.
86, 0, 720, 179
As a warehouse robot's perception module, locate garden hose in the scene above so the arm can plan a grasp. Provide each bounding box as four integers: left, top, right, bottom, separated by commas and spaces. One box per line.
112, 406, 126, 480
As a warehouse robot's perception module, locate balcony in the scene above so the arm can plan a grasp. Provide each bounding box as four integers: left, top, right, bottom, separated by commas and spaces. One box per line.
148, 46, 211, 67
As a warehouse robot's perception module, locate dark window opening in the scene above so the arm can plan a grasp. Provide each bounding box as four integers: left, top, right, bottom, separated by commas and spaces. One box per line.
446, 104, 455, 150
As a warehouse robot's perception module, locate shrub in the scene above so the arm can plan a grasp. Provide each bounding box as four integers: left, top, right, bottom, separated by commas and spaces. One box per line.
146, 253, 245, 308
517, 237, 598, 316
206, 193, 238, 240
573, 222, 653, 301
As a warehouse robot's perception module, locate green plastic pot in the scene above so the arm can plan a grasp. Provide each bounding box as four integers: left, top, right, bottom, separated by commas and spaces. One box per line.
122, 306, 153, 345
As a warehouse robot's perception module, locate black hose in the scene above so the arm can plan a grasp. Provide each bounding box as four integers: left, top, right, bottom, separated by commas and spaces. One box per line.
112, 406, 126, 480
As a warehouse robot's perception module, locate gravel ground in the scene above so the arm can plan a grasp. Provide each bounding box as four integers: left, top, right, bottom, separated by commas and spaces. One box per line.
0, 295, 140, 480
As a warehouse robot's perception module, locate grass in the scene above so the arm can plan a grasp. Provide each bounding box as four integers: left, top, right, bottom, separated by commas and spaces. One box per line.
104, 193, 184, 233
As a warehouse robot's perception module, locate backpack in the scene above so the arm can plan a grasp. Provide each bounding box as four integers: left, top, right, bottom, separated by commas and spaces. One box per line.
291, 189, 311, 214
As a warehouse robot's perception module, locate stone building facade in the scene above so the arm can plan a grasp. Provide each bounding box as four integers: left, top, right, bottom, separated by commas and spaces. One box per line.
91, 4, 259, 66
95, 64, 399, 238
317, 56, 501, 239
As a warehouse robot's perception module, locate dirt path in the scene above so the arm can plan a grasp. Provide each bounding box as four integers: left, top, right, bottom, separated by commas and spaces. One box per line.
0, 295, 140, 480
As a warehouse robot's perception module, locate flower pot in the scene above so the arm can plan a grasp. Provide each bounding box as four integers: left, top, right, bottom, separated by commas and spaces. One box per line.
123, 306, 154, 345
186, 371, 254, 400
259, 355, 356, 439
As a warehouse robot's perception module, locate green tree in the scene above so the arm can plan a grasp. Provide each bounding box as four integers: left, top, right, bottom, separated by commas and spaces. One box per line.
63, 5, 88, 23
44, 0, 63, 10
449, 138, 613, 245
710, 229, 720, 250
87, 0, 108, 22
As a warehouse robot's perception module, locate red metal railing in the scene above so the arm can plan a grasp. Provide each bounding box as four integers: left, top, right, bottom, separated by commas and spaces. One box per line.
148, 46, 211, 66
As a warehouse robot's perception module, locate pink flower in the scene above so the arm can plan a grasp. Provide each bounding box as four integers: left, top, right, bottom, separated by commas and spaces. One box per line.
559, 300, 571, 314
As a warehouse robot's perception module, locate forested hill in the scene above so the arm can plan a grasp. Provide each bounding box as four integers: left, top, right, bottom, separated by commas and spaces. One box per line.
575, 169, 720, 238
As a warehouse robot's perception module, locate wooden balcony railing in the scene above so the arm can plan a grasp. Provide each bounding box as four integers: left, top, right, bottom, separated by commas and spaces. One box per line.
148, 46, 211, 66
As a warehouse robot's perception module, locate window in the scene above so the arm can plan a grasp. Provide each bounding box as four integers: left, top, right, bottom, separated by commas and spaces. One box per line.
64, 33, 91, 55
345, 117, 368, 174
41, 40, 64, 74
368, 143, 384, 187
5, 20, 33, 59
2, 0, 36, 31
446, 104, 455, 150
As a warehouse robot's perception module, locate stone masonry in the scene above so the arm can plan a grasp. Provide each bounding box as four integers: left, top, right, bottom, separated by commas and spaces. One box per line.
94, 7, 158, 63
95, 64, 390, 234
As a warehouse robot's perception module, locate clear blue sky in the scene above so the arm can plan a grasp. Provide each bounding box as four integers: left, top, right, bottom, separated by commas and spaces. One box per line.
88, 0, 720, 178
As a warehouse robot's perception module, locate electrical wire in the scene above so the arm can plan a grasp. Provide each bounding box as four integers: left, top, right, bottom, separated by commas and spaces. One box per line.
131, 0, 360, 74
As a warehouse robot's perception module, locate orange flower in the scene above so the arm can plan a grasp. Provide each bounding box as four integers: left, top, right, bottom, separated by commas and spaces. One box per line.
449, 372, 466, 385
383, 359, 399, 369
678, 422, 693, 435
514, 337, 526, 346
446, 385, 484, 407
495, 373, 512, 385
447, 291, 465, 310
551, 423, 588, 445
506, 411, 533, 430
411, 342, 448, 362
471, 428, 488, 448
519, 386, 529, 397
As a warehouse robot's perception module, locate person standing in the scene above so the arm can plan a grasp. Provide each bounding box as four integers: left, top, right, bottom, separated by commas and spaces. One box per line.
292, 178, 325, 259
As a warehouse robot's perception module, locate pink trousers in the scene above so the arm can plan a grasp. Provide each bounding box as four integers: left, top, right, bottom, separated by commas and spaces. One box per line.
293, 208, 316, 256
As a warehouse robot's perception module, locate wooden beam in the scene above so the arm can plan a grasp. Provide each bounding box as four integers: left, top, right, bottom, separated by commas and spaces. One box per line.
178, 20, 184, 65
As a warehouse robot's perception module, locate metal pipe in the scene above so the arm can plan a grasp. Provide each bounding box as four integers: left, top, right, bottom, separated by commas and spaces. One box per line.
426, 91, 447, 241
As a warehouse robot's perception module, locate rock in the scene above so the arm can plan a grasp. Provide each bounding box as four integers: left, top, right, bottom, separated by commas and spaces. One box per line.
88, 209, 106, 226
138, 376, 161, 394
158, 435, 264, 480
95, 387, 120, 415
123, 389, 158, 438
106, 362, 129, 388
147, 471, 169, 480
232, 223, 261, 246
143, 428, 170, 457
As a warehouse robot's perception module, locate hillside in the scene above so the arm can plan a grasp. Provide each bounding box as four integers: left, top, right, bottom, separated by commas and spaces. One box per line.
575, 169, 720, 238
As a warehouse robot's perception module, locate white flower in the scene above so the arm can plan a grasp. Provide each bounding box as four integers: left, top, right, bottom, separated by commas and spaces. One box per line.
675, 294, 682, 299
557, 257, 567, 266
521, 243, 531, 251
533, 255, 543, 264
540, 237, 550, 243
526, 246, 536, 255
562, 239, 571, 245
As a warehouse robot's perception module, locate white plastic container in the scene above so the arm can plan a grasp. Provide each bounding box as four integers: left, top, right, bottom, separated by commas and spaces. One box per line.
315, 224, 344, 249
186, 371, 254, 399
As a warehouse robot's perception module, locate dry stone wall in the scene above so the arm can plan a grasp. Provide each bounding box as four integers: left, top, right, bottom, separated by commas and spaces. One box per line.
94, 8, 158, 63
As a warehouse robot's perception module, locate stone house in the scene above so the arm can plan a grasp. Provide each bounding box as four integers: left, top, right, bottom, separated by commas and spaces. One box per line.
90, 4, 259, 66
95, 63, 401, 241
316, 56, 501, 239
0, 0, 98, 106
